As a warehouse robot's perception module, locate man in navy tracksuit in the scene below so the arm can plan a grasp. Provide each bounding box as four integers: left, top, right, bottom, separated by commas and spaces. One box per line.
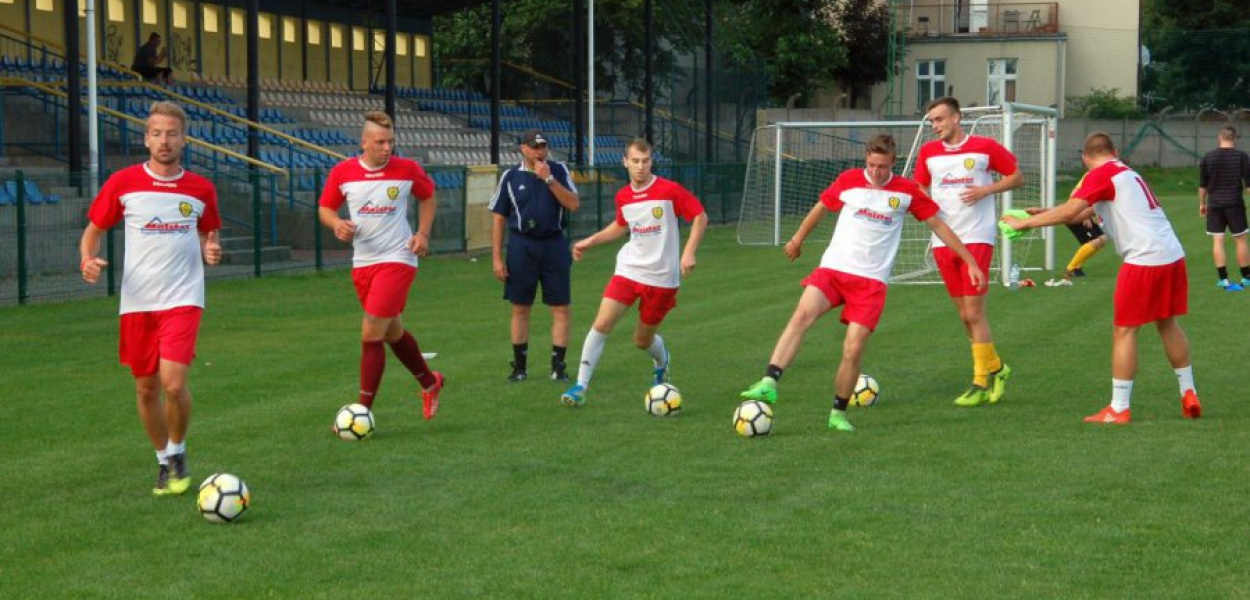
489, 130, 581, 382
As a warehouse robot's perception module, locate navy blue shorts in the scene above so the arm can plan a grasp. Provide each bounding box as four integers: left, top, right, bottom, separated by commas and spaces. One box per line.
505, 234, 572, 306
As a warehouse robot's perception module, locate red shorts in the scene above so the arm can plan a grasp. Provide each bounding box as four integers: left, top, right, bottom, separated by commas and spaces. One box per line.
934, 243, 993, 297
603, 275, 678, 326
1114, 259, 1188, 327
802, 268, 888, 331
353, 263, 417, 318
119, 306, 203, 377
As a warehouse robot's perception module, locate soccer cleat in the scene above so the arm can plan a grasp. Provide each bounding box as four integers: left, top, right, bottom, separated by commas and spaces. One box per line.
550, 361, 569, 382
653, 348, 671, 385
507, 361, 527, 383
1070, 268, 1086, 277
166, 453, 191, 495
560, 384, 586, 408
1242, 277, 1250, 287
1216, 278, 1243, 291
827, 410, 855, 432
953, 385, 989, 407
1044, 278, 1073, 287
152, 464, 172, 496
987, 364, 1012, 404
422, 371, 445, 420
1084, 404, 1131, 424
740, 378, 778, 404
1181, 389, 1202, 419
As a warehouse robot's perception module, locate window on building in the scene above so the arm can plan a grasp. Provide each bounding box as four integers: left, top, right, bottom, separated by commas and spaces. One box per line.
283, 17, 297, 43
373, 31, 386, 53
202, 6, 219, 33
107, 0, 125, 22
396, 35, 409, 57
352, 27, 365, 52
917, 60, 946, 111
258, 14, 272, 40
142, 0, 157, 24
35, 0, 53, 12
415, 36, 428, 58
172, 1, 188, 29
307, 20, 322, 46
230, 9, 244, 36
330, 24, 344, 49
987, 58, 1018, 105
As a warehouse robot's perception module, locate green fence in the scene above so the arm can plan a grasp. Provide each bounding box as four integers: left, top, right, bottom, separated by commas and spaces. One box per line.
1, 162, 744, 306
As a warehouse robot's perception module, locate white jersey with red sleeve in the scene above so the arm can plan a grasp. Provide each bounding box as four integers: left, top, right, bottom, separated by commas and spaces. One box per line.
914, 135, 1018, 248
319, 156, 435, 268
1072, 160, 1184, 266
87, 163, 221, 315
612, 176, 705, 288
818, 169, 940, 283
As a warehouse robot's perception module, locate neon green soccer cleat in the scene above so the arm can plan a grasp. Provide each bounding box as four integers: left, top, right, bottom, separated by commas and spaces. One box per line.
740, 378, 778, 404
827, 410, 855, 432
953, 385, 989, 407
988, 364, 1012, 404
166, 453, 191, 495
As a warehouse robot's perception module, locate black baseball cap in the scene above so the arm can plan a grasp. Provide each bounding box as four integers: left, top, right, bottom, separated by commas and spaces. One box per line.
519, 129, 548, 147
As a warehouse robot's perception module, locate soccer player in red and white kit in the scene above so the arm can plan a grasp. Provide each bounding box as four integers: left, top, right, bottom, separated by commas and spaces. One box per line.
1002, 133, 1201, 424
79, 101, 222, 496
318, 111, 445, 421
559, 139, 708, 407
915, 96, 1024, 408
740, 135, 985, 431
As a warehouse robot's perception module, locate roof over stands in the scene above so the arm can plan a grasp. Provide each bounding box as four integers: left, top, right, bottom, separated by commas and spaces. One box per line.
317, 0, 489, 20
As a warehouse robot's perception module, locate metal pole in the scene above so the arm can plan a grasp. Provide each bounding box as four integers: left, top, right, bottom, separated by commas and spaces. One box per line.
87, 0, 100, 197
1000, 104, 1014, 286
644, 0, 653, 143
772, 125, 782, 246
247, 0, 259, 160
704, 0, 713, 162
65, 0, 83, 175
587, 0, 595, 166
573, 0, 584, 165
385, 0, 396, 119
490, 0, 501, 165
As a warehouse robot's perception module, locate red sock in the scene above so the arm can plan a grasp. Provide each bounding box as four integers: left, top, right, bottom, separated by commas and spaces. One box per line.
388, 331, 436, 389
360, 341, 386, 407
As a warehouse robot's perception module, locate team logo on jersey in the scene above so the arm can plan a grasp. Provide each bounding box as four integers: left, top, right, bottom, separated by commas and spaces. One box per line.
178, 201, 194, 217
888, 196, 901, 210
142, 217, 192, 234
652, 207, 664, 219
387, 186, 400, 201
963, 157, 976, 171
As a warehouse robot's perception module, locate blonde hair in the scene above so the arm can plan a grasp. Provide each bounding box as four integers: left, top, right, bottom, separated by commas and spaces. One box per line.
147, 101, 187, 132
363, 110, 394, 132
625, 137, 652, 154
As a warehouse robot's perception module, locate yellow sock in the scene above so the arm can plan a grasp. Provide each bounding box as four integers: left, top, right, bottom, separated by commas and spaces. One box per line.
972, 342, 1002, 387
1067, 241, 1102, 272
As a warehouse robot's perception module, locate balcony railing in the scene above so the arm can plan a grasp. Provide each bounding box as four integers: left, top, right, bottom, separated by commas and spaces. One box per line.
896, 2, 1059, 39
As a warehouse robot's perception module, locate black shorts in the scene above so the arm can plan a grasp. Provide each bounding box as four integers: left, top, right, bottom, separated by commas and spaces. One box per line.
1066, 221, 1104, 244
1205, 204, 1249, 236
504, 234, 572, 306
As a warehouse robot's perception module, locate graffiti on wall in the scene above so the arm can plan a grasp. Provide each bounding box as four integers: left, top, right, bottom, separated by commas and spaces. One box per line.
104, 24, 124, 64
170, 33, 198, 74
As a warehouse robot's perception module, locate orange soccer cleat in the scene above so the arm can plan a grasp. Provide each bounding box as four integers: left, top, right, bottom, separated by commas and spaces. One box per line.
1180, 389, 1202, 419
1084, 404, 1131, 424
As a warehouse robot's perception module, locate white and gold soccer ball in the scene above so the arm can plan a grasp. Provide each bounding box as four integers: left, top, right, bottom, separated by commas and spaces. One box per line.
733, 400, 773, 437
333, 403, 375, 440
851, 374, 879, 407
197, 473, 251, 524
645, 383, 683, 417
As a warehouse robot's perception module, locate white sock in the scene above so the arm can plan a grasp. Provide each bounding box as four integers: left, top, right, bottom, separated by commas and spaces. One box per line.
646, 334, 668, 368
576, 329, 609, 388
1174, 365, 1195, 395
156, 449, 168, 466
165, 440, 186, 457
1111, 379, 1133, 412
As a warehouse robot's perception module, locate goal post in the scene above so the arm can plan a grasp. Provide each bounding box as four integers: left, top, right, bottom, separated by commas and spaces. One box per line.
738, 103, 1058, 285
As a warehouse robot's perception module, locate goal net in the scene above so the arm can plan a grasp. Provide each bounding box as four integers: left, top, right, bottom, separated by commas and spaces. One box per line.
737, 103, 1058, 285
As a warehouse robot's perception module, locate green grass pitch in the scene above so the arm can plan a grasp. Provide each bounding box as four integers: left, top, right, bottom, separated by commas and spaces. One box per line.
1, 168, 1246, 598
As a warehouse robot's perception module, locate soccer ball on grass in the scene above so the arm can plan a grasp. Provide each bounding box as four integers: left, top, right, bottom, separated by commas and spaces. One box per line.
197, 473, 251, 524
733, 400, 773, 437
334, 403, 375, 440
851, 374, 879, 407
645, 383, 683, 416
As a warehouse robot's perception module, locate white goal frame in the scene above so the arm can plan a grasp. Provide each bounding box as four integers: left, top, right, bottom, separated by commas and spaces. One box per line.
738, 102, 1058, 286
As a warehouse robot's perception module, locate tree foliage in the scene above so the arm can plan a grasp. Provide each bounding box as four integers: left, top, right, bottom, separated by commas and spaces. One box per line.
718, 0, 847, 107
828, 0, 899, 106
1143, 0, 1250, 110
